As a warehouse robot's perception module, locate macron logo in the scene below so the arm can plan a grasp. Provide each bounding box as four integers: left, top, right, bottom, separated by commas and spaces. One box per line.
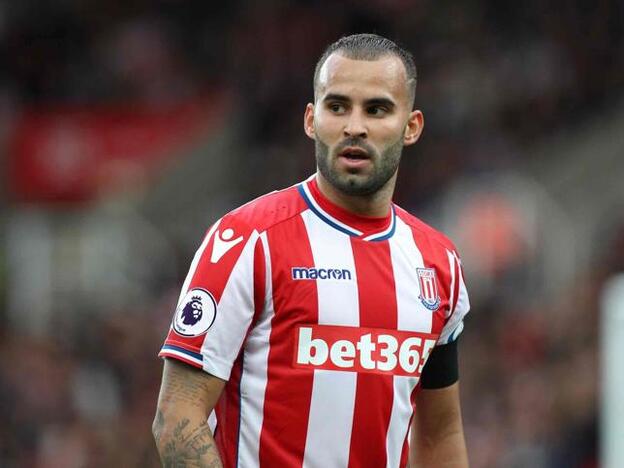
292, 267, 353, 281
210, 228, 244, 263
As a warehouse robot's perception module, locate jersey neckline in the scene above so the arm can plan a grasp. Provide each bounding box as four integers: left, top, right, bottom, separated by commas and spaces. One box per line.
297, 175, 396, 241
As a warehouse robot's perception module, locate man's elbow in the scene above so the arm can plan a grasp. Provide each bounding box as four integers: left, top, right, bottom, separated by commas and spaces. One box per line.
152, 408, 166, 448
152, 405, 181, 451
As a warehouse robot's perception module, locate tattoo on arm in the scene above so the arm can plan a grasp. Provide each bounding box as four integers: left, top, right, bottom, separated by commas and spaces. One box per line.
160, 362, 214, 409
155, 361, 225, 467
154, 409, 165, 445
160, 418, 222, 468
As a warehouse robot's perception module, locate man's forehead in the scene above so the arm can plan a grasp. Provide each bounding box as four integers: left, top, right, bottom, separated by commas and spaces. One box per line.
316, 52, 409, 100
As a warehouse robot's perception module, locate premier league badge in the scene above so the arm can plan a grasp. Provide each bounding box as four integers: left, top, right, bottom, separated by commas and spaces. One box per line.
416, 268, 441, 311
173, 288, 217, 336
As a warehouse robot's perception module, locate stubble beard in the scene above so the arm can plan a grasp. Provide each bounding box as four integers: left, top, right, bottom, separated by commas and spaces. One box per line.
315, 136, 404, 196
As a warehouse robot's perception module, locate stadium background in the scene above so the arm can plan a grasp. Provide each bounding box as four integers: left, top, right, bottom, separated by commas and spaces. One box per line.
1, 1, 622, 466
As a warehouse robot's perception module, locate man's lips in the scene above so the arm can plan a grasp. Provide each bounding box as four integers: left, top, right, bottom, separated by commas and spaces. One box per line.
338, 146, 370, 160
336, 146, 372, 170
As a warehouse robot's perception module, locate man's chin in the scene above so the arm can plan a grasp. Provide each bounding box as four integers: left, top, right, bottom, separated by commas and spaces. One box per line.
332, 174, 379, 196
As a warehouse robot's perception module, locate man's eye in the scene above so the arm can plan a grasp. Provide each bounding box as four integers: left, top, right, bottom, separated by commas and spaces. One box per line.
367, 106, 387, 116
329, 103, 346, 113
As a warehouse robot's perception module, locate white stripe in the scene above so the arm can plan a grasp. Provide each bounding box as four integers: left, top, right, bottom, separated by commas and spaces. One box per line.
439, 259, 470, 344
447, 250, 457, 319
301, 211, 359, 468
200, 231, 259, 381
208, 411, 217, 433
385, 217, 432, 467
301, 180, 363, 236
177, 220, 221, 305
237, 232, 273, 468
390, 217, 433, 332
160, 349, 203, 367
450, 320, 465, 342
386, 377, 418, 468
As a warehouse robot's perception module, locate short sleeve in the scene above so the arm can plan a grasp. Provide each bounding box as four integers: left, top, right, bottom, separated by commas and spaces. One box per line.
159, 215, 264, 381
437, 250, 470, 345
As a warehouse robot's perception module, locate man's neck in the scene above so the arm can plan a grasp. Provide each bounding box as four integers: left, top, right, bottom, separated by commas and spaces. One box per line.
315, 172, 395, 218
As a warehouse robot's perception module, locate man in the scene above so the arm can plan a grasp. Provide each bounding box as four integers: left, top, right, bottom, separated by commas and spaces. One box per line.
153, 33, 470, 468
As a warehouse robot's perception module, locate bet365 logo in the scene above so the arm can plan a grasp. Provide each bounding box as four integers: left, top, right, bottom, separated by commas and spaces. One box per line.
293, 324, 437, 377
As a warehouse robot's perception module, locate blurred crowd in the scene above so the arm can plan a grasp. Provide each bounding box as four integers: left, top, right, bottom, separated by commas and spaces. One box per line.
1, 0, 623, 466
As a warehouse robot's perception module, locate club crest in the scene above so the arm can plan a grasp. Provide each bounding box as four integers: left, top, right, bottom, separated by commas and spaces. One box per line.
173, 288, 217, 337
416, 268, 441, 311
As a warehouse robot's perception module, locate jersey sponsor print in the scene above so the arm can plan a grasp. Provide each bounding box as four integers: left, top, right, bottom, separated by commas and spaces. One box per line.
294, 324, 437, 377
159, 175, 470, 468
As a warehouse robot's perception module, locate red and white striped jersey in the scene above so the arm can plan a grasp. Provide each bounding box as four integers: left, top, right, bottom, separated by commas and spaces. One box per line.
159, 175, 470, 468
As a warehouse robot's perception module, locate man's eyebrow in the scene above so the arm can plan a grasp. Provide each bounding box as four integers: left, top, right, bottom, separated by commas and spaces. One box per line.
322, 94, 397, 108
323, 93, 350, 103
364, 97, 396, 108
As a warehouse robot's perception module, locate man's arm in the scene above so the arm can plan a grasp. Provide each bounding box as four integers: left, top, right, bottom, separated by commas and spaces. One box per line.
410, 382, 468, 468
152, 358, 226, 467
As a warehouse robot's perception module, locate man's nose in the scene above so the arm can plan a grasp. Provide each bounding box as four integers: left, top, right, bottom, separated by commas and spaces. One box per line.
344, 110, 367, 138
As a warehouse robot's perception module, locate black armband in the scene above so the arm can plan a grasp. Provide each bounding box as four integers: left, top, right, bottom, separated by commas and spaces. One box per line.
420, 339, 459, 389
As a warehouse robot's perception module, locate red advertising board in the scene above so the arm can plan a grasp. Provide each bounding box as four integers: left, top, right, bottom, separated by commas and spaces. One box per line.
8, 95, 226, 203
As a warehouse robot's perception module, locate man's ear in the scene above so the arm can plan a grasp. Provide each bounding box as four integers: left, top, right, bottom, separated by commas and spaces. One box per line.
404, 110, 424, 146
304, 103, 315, 140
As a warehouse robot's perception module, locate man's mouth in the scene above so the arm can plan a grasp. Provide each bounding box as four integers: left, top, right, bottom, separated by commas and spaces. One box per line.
338, 147, 370, 160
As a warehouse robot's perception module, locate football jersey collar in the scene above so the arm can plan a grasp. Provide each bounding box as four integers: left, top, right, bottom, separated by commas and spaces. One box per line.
297, 175, 396, 241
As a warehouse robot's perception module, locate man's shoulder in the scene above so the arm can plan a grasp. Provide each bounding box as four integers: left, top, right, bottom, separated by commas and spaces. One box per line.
394, 204, 458, 253
222, 183, 307, 233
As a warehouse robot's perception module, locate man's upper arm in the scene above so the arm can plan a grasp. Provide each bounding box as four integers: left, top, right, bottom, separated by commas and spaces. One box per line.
411, 382, 468, 467
156, 358, 226, 415
413, 382, 463, 439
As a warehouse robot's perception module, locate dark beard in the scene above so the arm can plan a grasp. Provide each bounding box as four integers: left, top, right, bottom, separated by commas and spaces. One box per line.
315, 136, 404, 196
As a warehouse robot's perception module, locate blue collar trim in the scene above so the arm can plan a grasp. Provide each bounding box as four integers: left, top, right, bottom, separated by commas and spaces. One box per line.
297, 181, 396, 242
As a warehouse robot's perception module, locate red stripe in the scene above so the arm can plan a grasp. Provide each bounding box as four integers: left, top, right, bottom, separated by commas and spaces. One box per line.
348, 240, 397, 467
188, 218, 251, 303
215, 355, 244, 466
259, 215, 317, 467
253, 238, 267, 325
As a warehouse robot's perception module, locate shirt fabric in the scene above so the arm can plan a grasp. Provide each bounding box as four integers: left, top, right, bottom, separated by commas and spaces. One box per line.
159, 175, 470, 468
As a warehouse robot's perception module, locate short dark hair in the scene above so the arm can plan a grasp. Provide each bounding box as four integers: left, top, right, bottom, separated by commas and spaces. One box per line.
313, 33, 417, 105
